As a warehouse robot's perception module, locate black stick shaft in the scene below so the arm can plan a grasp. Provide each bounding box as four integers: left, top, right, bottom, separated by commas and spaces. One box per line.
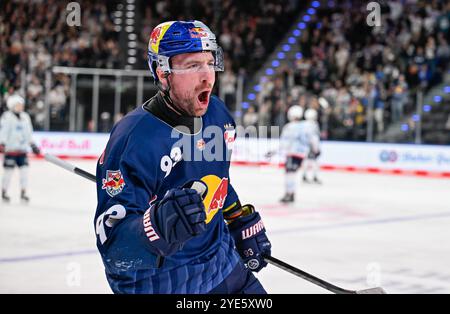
263, 255, 355, 294
44, 154, 96, 182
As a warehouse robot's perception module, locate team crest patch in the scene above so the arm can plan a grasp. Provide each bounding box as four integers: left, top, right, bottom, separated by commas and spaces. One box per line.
102, 170, 125, 197
224, 123, 236, 150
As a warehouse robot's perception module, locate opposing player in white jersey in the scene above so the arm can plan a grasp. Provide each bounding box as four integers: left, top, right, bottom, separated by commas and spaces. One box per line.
0, 95, 40, 202
279, 105, 306, 203
302, 108, 321, 184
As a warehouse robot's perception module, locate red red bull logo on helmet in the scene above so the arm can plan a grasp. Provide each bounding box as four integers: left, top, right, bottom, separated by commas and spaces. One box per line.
149, 22, 174, 53
189, 27, 208, 38
150, 26, 162, 46
102, 170, 125, 197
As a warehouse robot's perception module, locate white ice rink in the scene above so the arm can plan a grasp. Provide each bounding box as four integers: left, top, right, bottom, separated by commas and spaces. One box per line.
1, 159, 449, 294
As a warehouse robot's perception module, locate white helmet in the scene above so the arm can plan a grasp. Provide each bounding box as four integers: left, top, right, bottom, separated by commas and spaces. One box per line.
304, 108, 318, 121
6, 94, 25, 111
287, 105, 303, 121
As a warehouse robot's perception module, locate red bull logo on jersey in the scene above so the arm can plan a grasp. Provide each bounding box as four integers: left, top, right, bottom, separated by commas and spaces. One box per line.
102, 170, 125, 197
201, 175, 229, 223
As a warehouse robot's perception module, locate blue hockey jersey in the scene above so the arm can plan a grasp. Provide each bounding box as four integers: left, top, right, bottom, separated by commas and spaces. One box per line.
94, 95, 241, 294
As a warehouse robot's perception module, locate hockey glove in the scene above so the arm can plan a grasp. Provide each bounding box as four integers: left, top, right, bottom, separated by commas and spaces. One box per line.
30, 143, 41, 155
308, 150, 321, 159
226, 204, 272, 272
144, 181, 207, 257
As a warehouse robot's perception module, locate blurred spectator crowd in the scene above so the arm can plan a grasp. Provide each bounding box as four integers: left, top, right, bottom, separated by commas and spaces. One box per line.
0, 0, 449, 144
244, 0, 449, 141
0, 0, 120, 129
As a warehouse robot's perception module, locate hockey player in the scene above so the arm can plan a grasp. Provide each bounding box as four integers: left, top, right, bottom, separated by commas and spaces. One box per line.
0, 95, 40, 202
94, 21, 272, 294
302, 109, 321, 184
279, 105, 305, 203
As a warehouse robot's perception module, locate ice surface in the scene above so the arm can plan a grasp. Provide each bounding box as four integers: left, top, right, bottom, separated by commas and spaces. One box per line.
1, 160, 449, 294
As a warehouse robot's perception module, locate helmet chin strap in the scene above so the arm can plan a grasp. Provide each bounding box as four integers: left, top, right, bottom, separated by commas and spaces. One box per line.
158, 74, 193, 117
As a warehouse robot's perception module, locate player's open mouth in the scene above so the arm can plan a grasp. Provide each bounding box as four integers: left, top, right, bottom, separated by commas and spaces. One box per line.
197, 90, 210, 106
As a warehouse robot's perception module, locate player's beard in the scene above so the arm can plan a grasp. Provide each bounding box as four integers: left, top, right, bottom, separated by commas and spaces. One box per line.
170, 84, 212, 117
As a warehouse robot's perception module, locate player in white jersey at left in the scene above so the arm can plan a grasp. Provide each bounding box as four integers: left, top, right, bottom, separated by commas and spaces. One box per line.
0, 95, 40, 203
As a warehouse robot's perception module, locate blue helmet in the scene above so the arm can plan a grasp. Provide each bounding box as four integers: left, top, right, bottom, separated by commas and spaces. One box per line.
147, 20, 224, 82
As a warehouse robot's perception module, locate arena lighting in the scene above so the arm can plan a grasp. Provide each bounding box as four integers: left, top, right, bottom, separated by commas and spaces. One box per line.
277, 52, 285, 59
114, 26, 121, 32
128, 57, 136, 64
126, 26, 134, 32
272, 60, 280, 67
114, 11, 122, 18
127, 5, 135, 11
266, 68, 275, 75
295, 52, 303, 60
126, 12, 135, 18
126, 19, 134, 25
401, 124, 409, 132
293, 29, 301, 37
242, 102, 250, 109
288, 37, 296, 44
128, 41, 137, 48
434, 95, 442, 103
312, 1, 320, 8
444, 86, 450, 94
254, 85, 261, 92
128, 49, 136, 56
282, 45, 291, 52
303, 15, 311, 22
307, 8, 316, 15
298, 22, 306, 29
423, 105, 431, 112
114, 18, 122, 25
247, 94, 256, 101
128, 33, 137, 40
412, 114, 420, 122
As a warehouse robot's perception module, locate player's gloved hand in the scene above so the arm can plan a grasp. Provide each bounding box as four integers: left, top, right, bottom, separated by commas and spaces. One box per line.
30, 143, 41, 155
227, 204, 272, 272
308, 150, 320, 159
145, 181, 207, 256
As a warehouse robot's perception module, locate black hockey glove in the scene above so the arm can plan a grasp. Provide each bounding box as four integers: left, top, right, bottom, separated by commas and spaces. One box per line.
30, 143, 41, 155
143, 180, 207, 257
225, 203, 272, 272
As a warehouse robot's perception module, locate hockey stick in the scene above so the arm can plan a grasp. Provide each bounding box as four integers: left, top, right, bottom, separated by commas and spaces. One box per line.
45, 154, 386, 294
263, 255, 386, 294
44, 154, 96, 182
